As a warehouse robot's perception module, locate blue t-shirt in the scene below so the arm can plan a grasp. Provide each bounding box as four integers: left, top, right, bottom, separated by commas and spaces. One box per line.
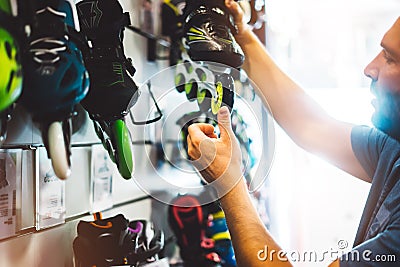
340, 125, 400, 266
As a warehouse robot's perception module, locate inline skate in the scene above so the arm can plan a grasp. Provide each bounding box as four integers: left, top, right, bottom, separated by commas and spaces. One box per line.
76, 0, 139, 179
161, 0, 236, 115
19, 0, 89, 179
179, 0, 244, 115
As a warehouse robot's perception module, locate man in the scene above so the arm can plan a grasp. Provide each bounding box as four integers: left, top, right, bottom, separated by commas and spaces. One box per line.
187, 0, 400, 266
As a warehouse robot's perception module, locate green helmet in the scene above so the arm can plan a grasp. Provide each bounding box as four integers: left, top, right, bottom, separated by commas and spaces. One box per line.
0, 26, 22, 112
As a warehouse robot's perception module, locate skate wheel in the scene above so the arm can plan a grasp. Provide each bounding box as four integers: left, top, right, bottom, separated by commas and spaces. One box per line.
111, 119, 134, 179
197, 88, 212, 112
48, 121, 71, 179
195, 68, 207, 81
211, 74, 235, 115
211, 81, 224, 115
174, 73, 186, 93
185, 79, 198, 101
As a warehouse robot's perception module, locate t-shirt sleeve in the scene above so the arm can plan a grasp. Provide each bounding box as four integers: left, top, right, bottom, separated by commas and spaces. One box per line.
339, 219, 400, 266
351, 125, 388, 179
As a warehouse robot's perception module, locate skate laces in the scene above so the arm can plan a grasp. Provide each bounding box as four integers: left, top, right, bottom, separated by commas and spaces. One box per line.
185, 5, 236, 34
29, 7, 68, 65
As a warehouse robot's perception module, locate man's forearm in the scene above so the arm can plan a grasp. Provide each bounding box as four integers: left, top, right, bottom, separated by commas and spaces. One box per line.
220, 179, 293, 267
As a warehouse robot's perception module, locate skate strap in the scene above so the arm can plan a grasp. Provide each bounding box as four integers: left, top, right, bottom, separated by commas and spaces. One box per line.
93, 212, 103, 220
85, 45, 136, 76
184, 5, 236, 34
28, 7, 90, 53
116, 12, 131, 31
133, 230, 164, 262
128, 221, 143, 234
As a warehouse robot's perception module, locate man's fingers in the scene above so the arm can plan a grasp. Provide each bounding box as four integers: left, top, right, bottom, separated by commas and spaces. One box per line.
217, 106, 234, 142
188, 123, 215, 140
225, 0, 244, 24
187, 123, 216, 160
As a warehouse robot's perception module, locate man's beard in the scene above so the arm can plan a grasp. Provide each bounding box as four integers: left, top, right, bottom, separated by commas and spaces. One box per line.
372, 109, 400, 141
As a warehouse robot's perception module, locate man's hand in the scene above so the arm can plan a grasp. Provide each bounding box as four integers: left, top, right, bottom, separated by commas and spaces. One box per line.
225, 0, 250, 37
187, 106, 243, 195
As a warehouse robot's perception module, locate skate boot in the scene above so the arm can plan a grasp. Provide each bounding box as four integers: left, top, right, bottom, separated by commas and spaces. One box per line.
73, 213, 136, 267
19, 0, 89, 179
76, 0, 139, 179
127, 219, 166, 266
0, 0, 23, 145
161, 0, 186, 66
183, 0, 244, 69
168, 194, 222, 267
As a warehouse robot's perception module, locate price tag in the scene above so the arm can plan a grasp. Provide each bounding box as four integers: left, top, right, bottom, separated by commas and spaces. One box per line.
90, 144, 113, 213
0, 150, 21, 239
36, 148, 65, 230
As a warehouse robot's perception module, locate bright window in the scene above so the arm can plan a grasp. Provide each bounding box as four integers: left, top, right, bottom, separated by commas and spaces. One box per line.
263, 1, 400, 265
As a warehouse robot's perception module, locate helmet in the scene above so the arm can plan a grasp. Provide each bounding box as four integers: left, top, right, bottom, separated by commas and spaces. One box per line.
0, 2, 23, 112
0, 26, 22, 112
19, 0, 89, 122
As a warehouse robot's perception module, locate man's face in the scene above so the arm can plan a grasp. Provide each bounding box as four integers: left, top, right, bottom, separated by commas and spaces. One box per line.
364, 17, 400, 139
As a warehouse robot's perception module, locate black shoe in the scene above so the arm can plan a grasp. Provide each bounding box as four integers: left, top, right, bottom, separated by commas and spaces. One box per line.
183, 0, 244, 68
76, 0, 139, 120
73, 214, 135, 267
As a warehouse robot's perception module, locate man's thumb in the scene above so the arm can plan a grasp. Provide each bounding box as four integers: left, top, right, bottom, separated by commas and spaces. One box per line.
217, 106, 233, 140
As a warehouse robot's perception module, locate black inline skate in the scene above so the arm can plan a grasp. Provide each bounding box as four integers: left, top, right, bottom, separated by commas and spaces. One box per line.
183, 0, 244, 68
76, 0, 140, 179
171, 0, 242, 116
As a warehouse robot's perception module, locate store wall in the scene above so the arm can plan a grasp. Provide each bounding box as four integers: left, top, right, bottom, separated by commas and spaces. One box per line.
0, 0, 274, 266
0, 0, 165, 266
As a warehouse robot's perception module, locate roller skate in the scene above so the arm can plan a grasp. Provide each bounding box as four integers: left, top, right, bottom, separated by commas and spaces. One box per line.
168, 194, 222, 267
76, 0, 139, 179
161, 0, 234, 115
19, 0, 89, 179
161, 0, 186, 66
73, 213, 137, 267
183, 0, 244, 68
128, 219, 166, 266
0, 0, 23, 145
174, 0, 244, 115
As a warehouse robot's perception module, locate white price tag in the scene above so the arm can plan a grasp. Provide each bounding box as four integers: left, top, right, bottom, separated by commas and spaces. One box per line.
36, 148, 65, 230
90, 144, 113, 213
0, 150, 20, 239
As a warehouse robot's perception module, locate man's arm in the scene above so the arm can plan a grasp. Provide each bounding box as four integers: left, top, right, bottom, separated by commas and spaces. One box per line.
221, 178, 292, 266
187, 107, 342, 266
221, 178, 341, 267
226, 0, 369, 182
